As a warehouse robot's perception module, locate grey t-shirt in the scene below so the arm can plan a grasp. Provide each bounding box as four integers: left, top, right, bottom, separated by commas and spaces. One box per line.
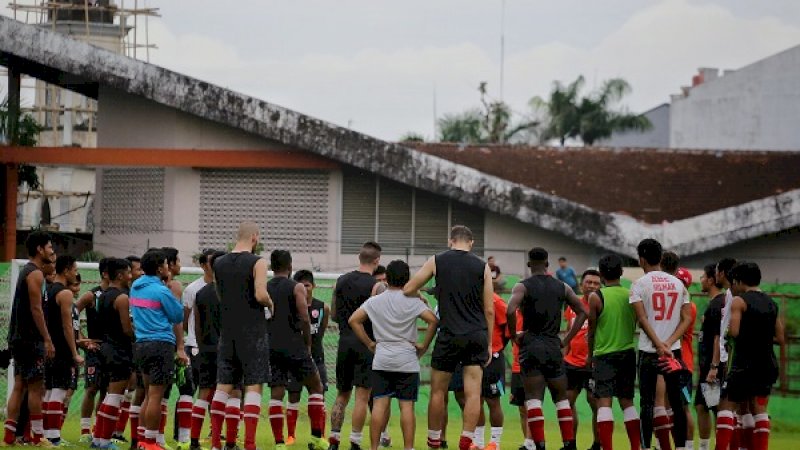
361, 289, 430, 373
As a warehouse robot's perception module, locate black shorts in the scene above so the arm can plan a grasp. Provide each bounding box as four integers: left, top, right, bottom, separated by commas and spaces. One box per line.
509, 372, 525, 407
196, 350, 219, 390
519, 335, 565, 380
135, 368, 144, 389
723, 368, 777, 403
134, 341, 175, 386
592, 349, 636, 399
565, 363, 592, 392
336, 334, 373, 392
269, 347, 318, 388
10, 340, 46, 381
100, 342, 134, 383
482, 354, 506, 398
45, 358, 76, 390
371, 371, 419, 401
694, 366, 726, 408
289, 357, 327, 393
217, 333, 270, 386
431, 330, 489, 373
84, 350, 107, 390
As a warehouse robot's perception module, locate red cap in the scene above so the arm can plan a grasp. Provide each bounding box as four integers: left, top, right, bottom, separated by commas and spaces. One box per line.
676, 267, 692, 288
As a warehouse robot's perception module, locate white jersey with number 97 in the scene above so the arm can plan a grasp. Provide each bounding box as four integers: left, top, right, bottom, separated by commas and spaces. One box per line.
629, 271, 690, 353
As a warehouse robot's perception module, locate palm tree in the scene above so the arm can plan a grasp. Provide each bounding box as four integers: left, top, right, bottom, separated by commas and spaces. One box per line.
532, 76, 651, 146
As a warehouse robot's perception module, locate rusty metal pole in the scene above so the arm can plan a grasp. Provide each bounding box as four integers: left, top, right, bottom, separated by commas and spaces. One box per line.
3, 65, 21, 261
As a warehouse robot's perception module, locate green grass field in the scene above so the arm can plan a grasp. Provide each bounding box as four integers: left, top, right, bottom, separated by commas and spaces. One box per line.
2, 386, 799, 450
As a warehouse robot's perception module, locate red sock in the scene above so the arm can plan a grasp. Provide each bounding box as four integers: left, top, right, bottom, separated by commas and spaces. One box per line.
191, 400, 209, 441
653, 409, 672, 450
556, 400, 575, 442
624, 419, 641, 450
116, 399, 131, 434
3, 419, 17, 445
598, 420, 614, 450
458, 434, 473, 450
225, 400, 241, 446
715, 411, 735, 450
30, 414, 44, 443
130, 406, 140, 443
308, 394, 326, 438
50, 400, 65, 434
243, 394, 261, 450
731, 419, 742, 450
62, 404, 68, 424
268, 400, 284, 444
178, 396, 193, 434
286, 403, 299, 439
741, 414, 755, 450
526, 400, 545, 444
752, 414, 769, 450
210, 391, 229, 450
98, 401, 121, 440
159, 401, 168, 435
42, 400, 53, 433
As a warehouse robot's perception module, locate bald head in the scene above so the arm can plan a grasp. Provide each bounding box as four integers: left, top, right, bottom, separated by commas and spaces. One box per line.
237, 221, 260, 241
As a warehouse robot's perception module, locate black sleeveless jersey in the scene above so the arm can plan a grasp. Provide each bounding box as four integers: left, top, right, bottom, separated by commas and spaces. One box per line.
309, 298, 326, 360
333, 271, 376, 338
213, 252, 268, 339
99, 287, 132, 350
730, 291, 778, 374
46, 281, 72, 357
85, 286, 104, 340
8, 262, 46, 344
194, 282, 221, 352
520, 275, 568, 338
268, 277, 305, 351
434, 249, 487, 335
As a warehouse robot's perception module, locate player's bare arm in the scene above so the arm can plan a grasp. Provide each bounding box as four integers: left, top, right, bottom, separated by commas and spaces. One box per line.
506, 282, 526, 345
28, 268, 54, 358
329, 281, 337, 319
708, 334, 722, 382
116, 293, 134, 339
294, 282, 312, 350
253, 258, 273, 312
562, 284, 588, 347
76, 290, 94, 312
403, 256, 435, 297
58, 289, 82, 365
348, 308, 374, 352
416, 309, 439, 358
482, 263, 495, 364
728, 296, 746, 338
321, 303, 331, 334
586, 291, 603, 369
632, 302, 670, 356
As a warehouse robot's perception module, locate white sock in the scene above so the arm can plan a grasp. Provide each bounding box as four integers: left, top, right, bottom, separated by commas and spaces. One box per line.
490, 427, 503, 445
145, 429, 158, 441
350, 431, 363, 445
80, 418, 91, 433
157, 433, 166, 445
685, 440, 694, 450
524, 438, 536, 450
699, 439, 710, 450
461, 430, 475, 441
474, 426, 485, 449
381, 430, 391, 440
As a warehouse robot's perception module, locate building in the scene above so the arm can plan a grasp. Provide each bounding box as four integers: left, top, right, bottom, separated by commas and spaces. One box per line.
605, 44, 800, 151
2, 16, 800, 280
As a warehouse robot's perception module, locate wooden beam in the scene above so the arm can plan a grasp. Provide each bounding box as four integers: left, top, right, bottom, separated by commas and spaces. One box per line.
0, 146, 340, 169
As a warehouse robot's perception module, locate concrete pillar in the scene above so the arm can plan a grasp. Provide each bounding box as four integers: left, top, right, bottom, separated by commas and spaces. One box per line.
3, 66, 21, 260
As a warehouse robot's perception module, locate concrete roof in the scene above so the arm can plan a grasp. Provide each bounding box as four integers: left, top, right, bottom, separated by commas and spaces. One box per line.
2, 15, 798, 258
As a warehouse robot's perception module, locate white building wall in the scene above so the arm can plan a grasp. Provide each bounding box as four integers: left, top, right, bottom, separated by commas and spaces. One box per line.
670, 45, 800, 151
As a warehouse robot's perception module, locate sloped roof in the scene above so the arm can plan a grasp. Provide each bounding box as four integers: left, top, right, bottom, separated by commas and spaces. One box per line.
2, 15, 799, 258
412, 143, 800, 224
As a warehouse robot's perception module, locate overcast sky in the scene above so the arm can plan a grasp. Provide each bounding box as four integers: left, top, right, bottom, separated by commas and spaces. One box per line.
5, 0, 800, 141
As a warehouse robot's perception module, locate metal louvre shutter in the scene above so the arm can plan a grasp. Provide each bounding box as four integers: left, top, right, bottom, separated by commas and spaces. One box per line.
451, 201, 485, 255
413, 189, 449, 256
199, 169, 329, 253
377, 178, 412, 254
100, 168, 164, 234
341, 170, 376, 254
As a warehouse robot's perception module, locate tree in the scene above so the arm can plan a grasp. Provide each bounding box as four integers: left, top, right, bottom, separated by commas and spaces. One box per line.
436, 82, 537, 144
399, 132, 426, 143
531, 76, 651, 146
0, 96, 43, 189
